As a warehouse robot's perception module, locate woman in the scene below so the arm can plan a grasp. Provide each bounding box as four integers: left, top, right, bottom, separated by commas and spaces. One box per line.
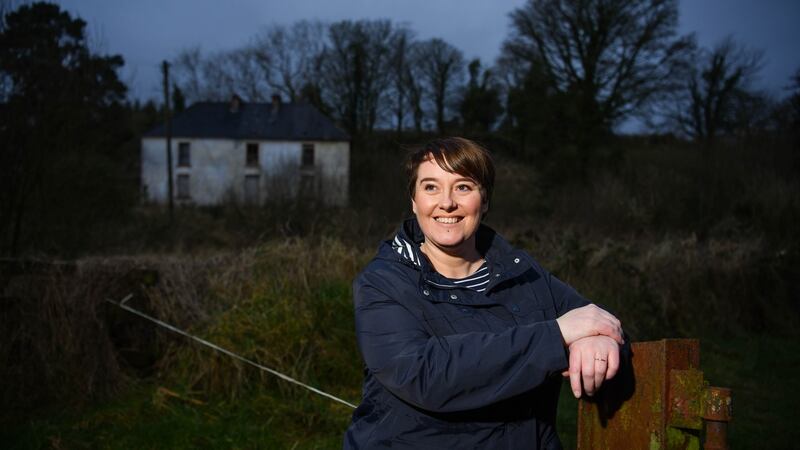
344, 137, 624, 449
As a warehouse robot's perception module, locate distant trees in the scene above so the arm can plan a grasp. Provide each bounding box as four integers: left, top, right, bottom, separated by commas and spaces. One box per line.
460, 59, 502, 132
665, 36, 764, 145
0, 2, 133, 255
785, 68, 800, 129
386, 26, 415, 132
171, 47, 207, 102
169, 20, 475, 138
319, 20, 396, 138
251, 21, 326, 102
163, 4, 791, 151
791, 69, 800, 113
501, 0, 693, 147
414, 38, 466, 132
172, 45, 270, 103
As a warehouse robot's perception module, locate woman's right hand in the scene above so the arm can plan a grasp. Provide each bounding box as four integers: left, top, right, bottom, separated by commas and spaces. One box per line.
555, 304, 624, 346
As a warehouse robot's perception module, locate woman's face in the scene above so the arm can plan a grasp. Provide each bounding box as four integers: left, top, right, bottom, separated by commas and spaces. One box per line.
412, 157, 487, 254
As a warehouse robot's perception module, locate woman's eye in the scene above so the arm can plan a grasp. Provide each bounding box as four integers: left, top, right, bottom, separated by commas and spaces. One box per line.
423, 184, 437, 191
456, 184, 473, 192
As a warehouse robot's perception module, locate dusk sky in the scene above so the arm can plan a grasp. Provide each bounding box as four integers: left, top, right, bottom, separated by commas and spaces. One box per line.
50, 0, 800, 103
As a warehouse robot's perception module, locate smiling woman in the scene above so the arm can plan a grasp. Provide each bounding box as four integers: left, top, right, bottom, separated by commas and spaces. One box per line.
343, 137, 626, 450
412, 157, 488, 278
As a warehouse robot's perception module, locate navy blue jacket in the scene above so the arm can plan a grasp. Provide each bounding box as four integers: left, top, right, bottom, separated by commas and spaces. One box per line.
343, 219, 592, 449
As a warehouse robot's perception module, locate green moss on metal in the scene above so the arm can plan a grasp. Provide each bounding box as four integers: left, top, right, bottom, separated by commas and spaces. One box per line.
669, 369, 706, 430
666, 426, 700, 450
649, 431, 661, 450
651, 396, 662, 414
616, 401, 634, 430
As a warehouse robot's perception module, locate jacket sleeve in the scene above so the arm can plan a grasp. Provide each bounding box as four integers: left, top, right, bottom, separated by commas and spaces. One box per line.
354, 270, 569, 413
542, 264, 633, 371
547, 271, 591, 316
523, 253, 591, 316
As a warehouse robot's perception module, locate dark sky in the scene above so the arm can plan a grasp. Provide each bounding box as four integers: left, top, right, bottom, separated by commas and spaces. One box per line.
52, 0, 800, 102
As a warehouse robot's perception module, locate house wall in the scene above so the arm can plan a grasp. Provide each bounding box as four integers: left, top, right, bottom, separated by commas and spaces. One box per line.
314, 141, 350, 205
141, 138, 349, 206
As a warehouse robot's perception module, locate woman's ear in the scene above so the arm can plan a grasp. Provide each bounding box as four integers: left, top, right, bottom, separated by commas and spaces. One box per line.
481, 201, 489, 214
412, 197, 418, 215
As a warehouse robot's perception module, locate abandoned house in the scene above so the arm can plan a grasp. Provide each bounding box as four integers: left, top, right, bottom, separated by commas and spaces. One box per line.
141, 95, 350, 206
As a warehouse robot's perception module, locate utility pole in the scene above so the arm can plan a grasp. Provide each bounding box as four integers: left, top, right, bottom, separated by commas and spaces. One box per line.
162, 60, 174, 224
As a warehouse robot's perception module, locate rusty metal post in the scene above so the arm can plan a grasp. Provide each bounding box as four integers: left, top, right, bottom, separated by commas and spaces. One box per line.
703, 387, 732, 450
576, 339, 732, 450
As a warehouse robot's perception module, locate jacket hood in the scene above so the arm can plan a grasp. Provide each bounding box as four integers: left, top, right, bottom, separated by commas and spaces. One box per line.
382, 217, 517, 273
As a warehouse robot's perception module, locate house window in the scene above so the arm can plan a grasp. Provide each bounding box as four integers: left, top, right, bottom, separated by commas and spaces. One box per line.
246, 143, 259, 167
177, 174, 190, 199
301, 143, 314, 167
178, 142, 191, 167
244, 175, 260, 204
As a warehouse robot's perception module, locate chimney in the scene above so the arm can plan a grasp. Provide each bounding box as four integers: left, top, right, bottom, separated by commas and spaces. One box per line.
271, 94, 282, 117
229, 94, 242, 113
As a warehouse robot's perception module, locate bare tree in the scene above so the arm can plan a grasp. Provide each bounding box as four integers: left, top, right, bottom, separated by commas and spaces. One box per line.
666, 37, 763, 144
197, 51, 238, 101
0, 0, 24, 101
415, 38, 465, 132
405, 41, 427, 132
788, 68, 800, 125
172, 46, 207, 103
320, 19, 395, 137
251, 20, 326, 102
387, 25, 415, 132
173, 46, 270, 103
503, 0, 693, 133
459, 59, 503, 132
222, 47, 270, 102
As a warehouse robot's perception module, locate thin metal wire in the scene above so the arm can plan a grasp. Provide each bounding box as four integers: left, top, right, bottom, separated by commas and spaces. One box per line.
106, 294, 357, 409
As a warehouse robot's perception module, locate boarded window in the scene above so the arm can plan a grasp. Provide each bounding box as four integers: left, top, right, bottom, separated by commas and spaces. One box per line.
177, 174, 190, 199
302, 143, 314, 167
246, 143, 259, 166
244, 175, 260, 204
178, 142, 191, 167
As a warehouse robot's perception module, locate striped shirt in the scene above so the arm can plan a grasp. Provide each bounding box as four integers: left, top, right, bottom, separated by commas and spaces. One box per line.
448, 262, 490, 292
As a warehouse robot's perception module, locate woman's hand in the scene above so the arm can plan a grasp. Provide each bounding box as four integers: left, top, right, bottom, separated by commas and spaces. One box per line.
561, 335, 620, 398
555, 304, 624, 346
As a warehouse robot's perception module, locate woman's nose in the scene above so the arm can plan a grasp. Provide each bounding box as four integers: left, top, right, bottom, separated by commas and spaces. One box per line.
438, 192, 456, 210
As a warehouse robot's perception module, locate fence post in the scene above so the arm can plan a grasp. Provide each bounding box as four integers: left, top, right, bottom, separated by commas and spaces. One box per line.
576, 339, 732, 450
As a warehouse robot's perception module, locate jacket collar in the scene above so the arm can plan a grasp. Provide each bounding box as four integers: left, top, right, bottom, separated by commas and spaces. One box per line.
383, 217, 528, 282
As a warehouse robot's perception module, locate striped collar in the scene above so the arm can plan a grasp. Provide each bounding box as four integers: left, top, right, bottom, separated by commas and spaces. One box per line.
449, 263, 490, 292
391, 230, 490, 292
380, 218, 533, 296
391, 234, 423, 267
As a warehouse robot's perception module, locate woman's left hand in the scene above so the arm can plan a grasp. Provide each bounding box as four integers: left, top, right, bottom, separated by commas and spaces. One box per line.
561, 335, 620, 398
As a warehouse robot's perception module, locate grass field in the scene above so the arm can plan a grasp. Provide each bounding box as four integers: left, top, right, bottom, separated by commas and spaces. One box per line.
5, 332, 798, 449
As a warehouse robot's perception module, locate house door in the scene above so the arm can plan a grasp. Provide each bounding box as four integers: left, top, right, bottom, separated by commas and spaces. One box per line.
244, 175, 260, 205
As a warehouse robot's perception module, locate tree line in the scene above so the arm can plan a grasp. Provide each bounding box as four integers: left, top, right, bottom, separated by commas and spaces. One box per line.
171, 20, 478, 137
169, 0, 799, 151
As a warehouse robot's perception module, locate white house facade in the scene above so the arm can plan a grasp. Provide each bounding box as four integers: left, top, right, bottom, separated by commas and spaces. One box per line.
141, 96, 350, 206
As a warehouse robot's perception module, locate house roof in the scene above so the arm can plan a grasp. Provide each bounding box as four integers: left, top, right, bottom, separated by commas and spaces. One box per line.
143, 98, 349, 141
